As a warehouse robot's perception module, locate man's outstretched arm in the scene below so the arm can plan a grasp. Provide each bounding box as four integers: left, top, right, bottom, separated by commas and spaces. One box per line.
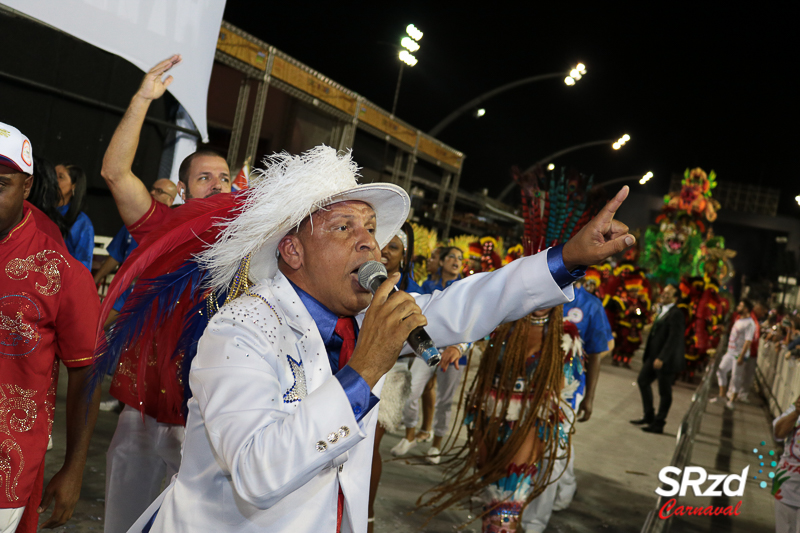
101, 54, 181, 225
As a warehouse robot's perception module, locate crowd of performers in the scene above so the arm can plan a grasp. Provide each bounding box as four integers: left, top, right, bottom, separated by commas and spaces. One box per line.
0, 53, 753, 533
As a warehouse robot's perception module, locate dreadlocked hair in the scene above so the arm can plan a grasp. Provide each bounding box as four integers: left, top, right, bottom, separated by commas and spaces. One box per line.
418, 305, 572, 524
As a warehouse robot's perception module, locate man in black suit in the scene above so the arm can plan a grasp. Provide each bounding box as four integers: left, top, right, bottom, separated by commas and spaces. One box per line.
631, 284, 685, 433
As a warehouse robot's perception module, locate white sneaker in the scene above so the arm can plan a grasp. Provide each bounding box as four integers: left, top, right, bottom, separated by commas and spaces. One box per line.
725, 399, 735, 410
709, 396, 721, 404
425, 446, 441, 465
99, 399, 121, 412
390, 438, 417, 457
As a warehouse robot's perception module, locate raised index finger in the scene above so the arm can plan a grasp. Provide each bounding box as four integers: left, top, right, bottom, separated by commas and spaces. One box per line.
596, 185, 629, 226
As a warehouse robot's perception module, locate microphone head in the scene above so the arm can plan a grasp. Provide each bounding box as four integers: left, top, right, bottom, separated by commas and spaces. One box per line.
358, 260, 388, 292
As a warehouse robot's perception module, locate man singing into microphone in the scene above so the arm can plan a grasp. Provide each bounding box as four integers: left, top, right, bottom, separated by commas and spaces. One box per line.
126, 146, 634, 532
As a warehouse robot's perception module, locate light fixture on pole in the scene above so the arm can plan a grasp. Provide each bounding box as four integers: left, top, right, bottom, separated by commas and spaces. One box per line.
795, 195, 800, 207
429, 61, 588, 136
612, 134, 630, 150
547, 163, 555, 171
475, 108, 486, 117
564, 63, 586, 86
392, 24, 423, 115
639, 171, 653, 185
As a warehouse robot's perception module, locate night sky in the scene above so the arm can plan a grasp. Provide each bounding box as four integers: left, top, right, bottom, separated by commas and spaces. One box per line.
223, 3, 796, 214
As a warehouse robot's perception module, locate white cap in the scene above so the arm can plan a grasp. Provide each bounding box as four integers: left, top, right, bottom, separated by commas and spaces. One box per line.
0, 122, 33, 175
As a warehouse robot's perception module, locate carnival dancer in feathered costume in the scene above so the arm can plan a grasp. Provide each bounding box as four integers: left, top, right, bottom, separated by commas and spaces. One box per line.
606, 263, 652, 367
419, 165, 605, 533
639, 168, 733, 376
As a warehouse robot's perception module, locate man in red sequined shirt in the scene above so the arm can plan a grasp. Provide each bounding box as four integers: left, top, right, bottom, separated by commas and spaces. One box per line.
99, 55, 232, 533
0, 122, 101, 532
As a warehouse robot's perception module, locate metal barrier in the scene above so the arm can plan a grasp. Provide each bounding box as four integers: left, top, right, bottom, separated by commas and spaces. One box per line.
640, 352, 721, 533
757, 340, 800, 418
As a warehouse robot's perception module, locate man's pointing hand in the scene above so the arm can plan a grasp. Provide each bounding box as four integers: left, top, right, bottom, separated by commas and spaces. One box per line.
562, 186, 635, 270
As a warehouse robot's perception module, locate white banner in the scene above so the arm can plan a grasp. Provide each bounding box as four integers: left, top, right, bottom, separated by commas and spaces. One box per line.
2, 0, 226, 142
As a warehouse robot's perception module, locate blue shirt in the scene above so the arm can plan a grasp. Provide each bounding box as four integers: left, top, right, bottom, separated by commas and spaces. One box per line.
422, 275, 459, 294
400, 272, 422, 294
288, 280, 378, 422
107, 226, 138, 263
107, 226, 139, 312
563, 285, 613, 354
58, 204, 94, 270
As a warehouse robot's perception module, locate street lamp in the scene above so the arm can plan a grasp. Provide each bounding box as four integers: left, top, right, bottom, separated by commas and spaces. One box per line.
391, 24, 423, 115
495, 134, 632, 201
428, 62, 588, 136
564, 63, 586, 86
795, 195, 800, 207
588, 171, 654, 191
547, 163, 555, 171
475, 108, 486, 117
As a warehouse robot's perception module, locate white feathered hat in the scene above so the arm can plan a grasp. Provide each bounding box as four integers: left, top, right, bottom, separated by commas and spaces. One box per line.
197, 145, 409, 292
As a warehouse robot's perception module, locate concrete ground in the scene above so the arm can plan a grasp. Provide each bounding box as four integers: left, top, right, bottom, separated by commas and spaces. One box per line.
39, 353, 777, 532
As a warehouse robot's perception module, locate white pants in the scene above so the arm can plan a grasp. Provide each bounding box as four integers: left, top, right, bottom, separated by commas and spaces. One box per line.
0, 507, 23, 533
402, 358, 463, 437
776, 499, 800, 533
717, 352, 737, 388
732, 357, 756, 395
104, 405, 184, 533
521, 395, 580, 533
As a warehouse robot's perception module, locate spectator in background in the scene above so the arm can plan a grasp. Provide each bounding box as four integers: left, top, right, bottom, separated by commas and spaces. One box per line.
27, 155, 67, 240
56, 163, 94, 270
734, 301, 766, 402
422, 246, 463, 292
424, 246, 444, 285
772, 394, 800, 533
713, 299, 756, 409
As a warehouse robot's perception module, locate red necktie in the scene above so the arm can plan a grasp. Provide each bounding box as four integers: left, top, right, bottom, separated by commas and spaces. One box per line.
334, 317, 356, 370
334, 317, 356, 531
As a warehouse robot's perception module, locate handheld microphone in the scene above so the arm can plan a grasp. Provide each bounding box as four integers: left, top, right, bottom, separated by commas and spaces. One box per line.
357, 261, 441, 367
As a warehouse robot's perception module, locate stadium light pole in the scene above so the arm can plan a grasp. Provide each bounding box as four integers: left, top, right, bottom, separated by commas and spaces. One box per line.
428, 63, 586, 137
495, 134, 631, 202
391, 24, 422, 116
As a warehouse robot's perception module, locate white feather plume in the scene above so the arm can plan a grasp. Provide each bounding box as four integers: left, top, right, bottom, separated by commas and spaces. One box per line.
197, 146, 402, 293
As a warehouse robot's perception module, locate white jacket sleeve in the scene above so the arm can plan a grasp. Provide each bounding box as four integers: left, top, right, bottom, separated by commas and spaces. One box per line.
189, 304, 365, 509
404, 249, 574, 352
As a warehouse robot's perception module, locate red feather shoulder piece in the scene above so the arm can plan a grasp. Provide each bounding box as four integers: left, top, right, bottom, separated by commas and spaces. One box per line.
96, 192, 243, 343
